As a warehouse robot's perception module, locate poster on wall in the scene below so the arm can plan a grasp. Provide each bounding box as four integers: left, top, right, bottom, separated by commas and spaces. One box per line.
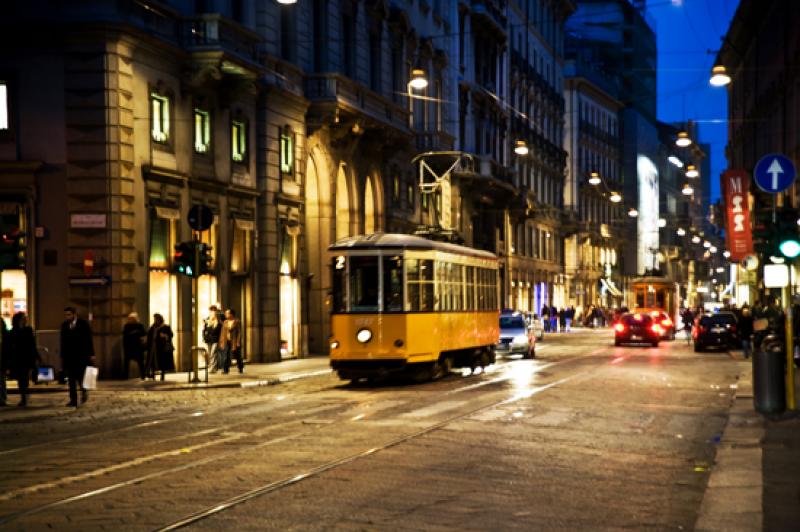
721, 169, 753, 261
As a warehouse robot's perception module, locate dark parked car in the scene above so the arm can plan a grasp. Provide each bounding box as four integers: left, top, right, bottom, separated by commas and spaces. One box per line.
614, 312, 661, 347
693, 312, 738, 352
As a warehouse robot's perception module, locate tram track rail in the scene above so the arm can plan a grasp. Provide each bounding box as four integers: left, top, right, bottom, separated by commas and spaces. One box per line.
0, 343, 611, 528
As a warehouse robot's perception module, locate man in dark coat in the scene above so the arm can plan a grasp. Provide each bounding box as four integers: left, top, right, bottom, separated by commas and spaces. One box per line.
60, 307, 95, 407
8, 312, 38, 406
122, 312, 146, 379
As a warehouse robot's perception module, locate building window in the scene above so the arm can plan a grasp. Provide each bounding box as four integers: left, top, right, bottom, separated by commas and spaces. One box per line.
231, 221, 253, 274
407, 180, 415, 209
151, 93, 170, 143
280, 125, 294, 176
392, 175, 400, 202
0, 81, 8, 130
231, 120, 247, 162
194, 109, 211, 153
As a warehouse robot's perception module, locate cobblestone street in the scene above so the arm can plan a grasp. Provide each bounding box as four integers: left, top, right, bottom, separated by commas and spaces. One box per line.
0, 330, 746, 530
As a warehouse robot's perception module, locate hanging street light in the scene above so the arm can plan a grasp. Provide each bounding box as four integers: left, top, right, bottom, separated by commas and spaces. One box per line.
685, 164, 699, 178
657, 218, 667, 228
609, 191, 622, 203
409, 68, 429, 90
692, 235, 701, 244
675, 131, 692, 147
514, 140, 529, 155
723, 250, 731, 258
716, 267, 725, 273
682, 182, 694, 195
710, 246, 718, 253
588, 171, 601, 185
677, 227, 686, 236
703, 240, 711, 248
628, 208, 639, 218
668, 156, 684, 168
709, 65, 731, 87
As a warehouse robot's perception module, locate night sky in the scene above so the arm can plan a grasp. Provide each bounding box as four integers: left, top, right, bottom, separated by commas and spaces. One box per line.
648, 0, 740, 202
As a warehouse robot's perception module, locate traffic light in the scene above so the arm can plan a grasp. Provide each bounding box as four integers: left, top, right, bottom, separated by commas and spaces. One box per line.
0, 226, 25, 270
777, 208, 800, 258
197, 242, 212, 275
173, 241, 197, 277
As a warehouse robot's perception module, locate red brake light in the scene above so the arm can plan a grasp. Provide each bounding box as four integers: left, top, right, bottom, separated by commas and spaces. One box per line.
661, 318, 672, 327
614, 323, 625, 333
651, 324, 662, 334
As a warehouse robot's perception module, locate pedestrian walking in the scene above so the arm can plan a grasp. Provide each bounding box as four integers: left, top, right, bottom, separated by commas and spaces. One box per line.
60, 307, 95, 407
7, 312, 38, 407
146, 314, 175, 381
541, 306, 550, 333
220, 308, 243, 374
202, 305, 223, 373
565, 306, 574, 332
738, 306, 754, 359
121, 312, 146, 379
549, 305, 558, 333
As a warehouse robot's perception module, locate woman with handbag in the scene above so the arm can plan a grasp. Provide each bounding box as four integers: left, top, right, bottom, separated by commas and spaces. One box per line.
146, 314, 175, 381
220, 309, 243, 374
8, 312, 38, 407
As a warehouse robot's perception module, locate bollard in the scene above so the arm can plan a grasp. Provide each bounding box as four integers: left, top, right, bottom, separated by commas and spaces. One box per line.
753, 337, 786, 414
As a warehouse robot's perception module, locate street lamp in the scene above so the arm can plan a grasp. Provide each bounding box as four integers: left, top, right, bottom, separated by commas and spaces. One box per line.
276, 0, 297, 4
677, 227, 686, 236
703, 240, 711, 248
716, 267, 725, 273
588, 171, 601, 185
692, 235, 701, 244
723, 250, 731, 258
681, 183, 694, 195
685, 164, 699, 178
668, 156, 684, 168
657, 218, 667, 228
709, 65, 731, 87
409, 69, 428, 90
675, 131, 692, 147
514, 140, 529, 156
609, 191, 622, 203
710, 246, 718, 253
628, 208, 639, 218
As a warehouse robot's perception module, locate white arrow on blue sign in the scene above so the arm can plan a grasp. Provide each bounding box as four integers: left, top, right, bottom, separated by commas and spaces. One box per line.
754, 154, 796, 193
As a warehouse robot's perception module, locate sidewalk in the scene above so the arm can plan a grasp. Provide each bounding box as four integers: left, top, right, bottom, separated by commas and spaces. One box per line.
695, 360, 800, 531
4, 356, 333, 394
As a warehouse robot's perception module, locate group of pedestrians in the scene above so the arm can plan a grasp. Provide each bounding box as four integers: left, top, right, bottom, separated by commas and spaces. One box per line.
1, 306, 95, 408
201, 305, 243, 374
121, 312, 175, 381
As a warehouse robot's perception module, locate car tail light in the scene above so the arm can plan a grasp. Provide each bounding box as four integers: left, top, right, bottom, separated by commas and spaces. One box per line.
651, 324, 662, 334
614, 323, 626, 333
661, 318, 673, 327
728, 324, 736, 332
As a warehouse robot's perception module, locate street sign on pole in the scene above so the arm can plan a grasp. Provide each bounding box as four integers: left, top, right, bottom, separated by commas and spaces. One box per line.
754, 154, 796, 193
187, 204, 214, 232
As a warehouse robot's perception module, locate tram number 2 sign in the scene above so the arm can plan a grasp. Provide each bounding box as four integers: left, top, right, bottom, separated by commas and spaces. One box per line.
722, 169, 753, 262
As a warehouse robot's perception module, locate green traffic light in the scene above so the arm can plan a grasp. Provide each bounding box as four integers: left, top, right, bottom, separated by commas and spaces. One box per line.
779, 239, 800, 258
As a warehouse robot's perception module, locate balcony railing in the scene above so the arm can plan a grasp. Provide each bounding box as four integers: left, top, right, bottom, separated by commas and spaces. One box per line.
183, 14, 260, 65
304, 73, 409, 133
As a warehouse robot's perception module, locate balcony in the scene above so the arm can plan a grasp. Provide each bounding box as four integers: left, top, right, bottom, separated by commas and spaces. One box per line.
305, 73, 409, 135
182, 14, 260, 70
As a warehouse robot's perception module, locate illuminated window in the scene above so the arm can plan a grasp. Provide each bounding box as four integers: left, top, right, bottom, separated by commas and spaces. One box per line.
230, 222, 252, 274
151, 93, 170, 143
279, 125, 294, 175
0, 81, 7, 130
149, 216, 171, 269
231, 120, 247, 162
194, 109, 210, 153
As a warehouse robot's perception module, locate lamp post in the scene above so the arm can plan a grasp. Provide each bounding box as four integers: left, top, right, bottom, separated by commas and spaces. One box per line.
709, 65, 731, 87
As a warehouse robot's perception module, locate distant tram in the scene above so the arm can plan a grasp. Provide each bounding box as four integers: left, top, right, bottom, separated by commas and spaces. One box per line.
328, 233, 500, 382
630, 275, 679, 322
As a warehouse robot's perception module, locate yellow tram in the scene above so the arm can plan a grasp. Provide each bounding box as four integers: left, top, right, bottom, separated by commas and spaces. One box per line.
328, 233, 500, 381
630, 275, 679, 322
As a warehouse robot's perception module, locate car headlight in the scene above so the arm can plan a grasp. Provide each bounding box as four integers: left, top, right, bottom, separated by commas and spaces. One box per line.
356, 328, 372, 344
513, 334, 528, 344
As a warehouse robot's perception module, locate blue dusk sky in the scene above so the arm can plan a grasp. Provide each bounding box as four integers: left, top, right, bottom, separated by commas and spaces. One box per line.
647, 0, 740, 202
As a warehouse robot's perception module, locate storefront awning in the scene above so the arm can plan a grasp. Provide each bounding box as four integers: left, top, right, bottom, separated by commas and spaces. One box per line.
601, 278, 623, 297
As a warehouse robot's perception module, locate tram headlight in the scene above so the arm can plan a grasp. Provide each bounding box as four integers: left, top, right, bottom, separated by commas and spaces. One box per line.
330, 340, 340, 350
356, 328, 373, 344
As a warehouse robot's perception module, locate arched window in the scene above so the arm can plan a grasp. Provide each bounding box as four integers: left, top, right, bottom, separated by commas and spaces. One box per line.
335, 165, 350, 240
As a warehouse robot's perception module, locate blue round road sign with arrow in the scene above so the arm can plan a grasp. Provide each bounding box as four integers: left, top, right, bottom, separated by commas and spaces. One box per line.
754, 154, 796, 193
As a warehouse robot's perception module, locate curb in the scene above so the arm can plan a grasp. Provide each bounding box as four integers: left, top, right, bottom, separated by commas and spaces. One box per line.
695, 361, 764, 532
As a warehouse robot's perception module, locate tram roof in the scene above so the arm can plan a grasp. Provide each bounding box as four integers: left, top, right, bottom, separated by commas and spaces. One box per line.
329, 233, 498, 260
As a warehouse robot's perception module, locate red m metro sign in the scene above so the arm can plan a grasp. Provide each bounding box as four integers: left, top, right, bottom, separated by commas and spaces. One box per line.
722, 169, 753, 261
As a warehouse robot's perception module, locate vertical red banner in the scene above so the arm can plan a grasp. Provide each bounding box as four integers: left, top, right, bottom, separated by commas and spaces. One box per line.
722, 169, 753, 261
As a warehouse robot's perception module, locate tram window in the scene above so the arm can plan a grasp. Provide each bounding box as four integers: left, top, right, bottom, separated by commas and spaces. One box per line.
465, 266, 475, 311
453, 264, 464, 311
332, 256, 347, 313
350, 256, 379, 312
383, 256, 403, 312
406, 259, 434, 311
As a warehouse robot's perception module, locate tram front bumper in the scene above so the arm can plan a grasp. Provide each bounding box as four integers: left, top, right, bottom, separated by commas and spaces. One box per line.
330, 359, 409, 380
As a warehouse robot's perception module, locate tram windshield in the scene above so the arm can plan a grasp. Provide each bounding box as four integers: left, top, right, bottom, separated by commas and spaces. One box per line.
332, 255, 404, 313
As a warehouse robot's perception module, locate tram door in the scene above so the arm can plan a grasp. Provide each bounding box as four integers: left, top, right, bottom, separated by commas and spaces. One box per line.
633, 285, 667, 309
